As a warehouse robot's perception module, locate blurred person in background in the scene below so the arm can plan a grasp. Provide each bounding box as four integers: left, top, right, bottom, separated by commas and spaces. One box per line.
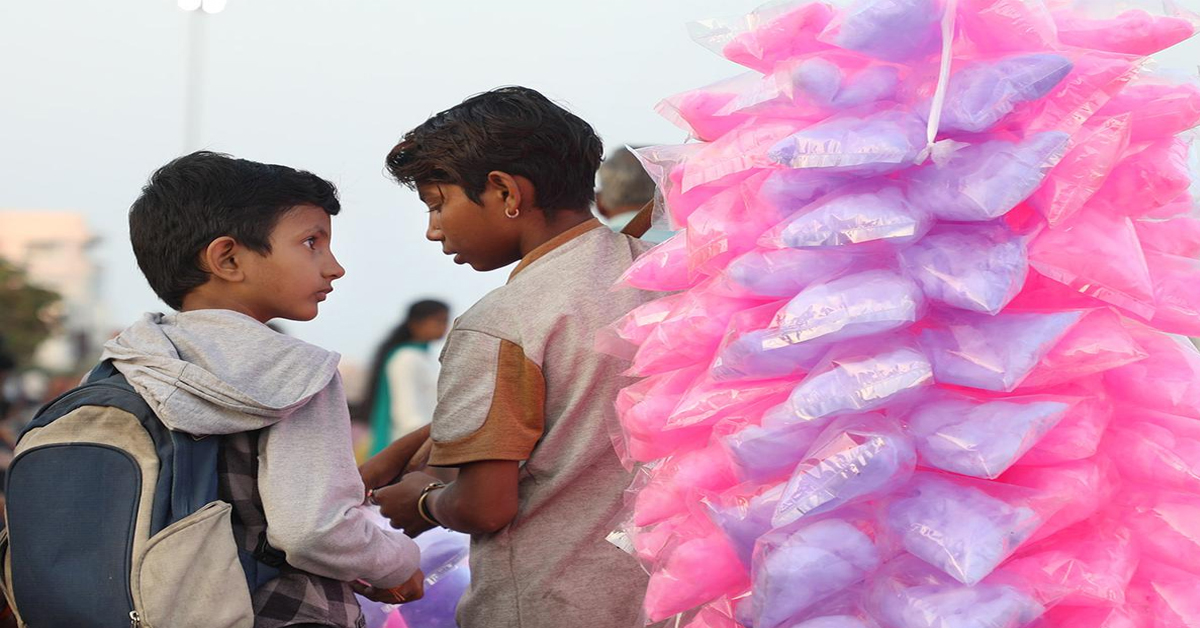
364, 299, 451, 456
596, 145, 672, 242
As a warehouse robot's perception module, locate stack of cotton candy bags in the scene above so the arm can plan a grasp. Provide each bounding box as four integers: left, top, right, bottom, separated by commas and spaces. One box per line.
359, 527, 471, 628
598, 0, 1200, 626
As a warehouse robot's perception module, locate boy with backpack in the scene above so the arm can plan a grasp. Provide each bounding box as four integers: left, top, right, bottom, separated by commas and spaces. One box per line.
1, 152, 422, 628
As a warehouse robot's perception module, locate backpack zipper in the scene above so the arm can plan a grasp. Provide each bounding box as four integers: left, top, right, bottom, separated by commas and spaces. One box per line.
129, 610, 142, 627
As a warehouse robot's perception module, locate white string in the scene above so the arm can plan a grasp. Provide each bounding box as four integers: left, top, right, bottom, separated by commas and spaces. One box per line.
918, 0, 960, 164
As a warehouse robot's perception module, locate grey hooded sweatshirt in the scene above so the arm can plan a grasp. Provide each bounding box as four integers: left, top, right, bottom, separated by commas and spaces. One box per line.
102, 309, 420, 589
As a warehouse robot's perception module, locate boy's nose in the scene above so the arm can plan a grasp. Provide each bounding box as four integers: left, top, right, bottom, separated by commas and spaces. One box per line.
426, 213, 443, 242
326, 253, 346, 280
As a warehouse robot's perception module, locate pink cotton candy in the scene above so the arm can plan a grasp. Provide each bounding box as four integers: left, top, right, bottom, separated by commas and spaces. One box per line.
1028, 114, 1131, 227
1017, 50, 1141, 136
1122, 489, 1200, 575
1145, 250, 1200, 336
1126, 561, 1200, 627
1002, 523, 1138, 607
1019, 384, 1113, 465
958, 0, 1057, 53
1095, 78, 1200, 143
634, 445, 740, 527
1000, 457, 1116, 543
1053, 8, 1197, 56
687, 172, 788, 277
616, 366, 709, 463
617, 232, 699, 293
596, 293, 687, 362
656, 73, 762, 142
705, 2, 836, 73
1134, 214, 1200, 257
1018, 308, 1148, 390
1104, 324, 1200, 420
629, 284, 762, 377
667, 376, 795, 430
643, 518, 751, 622
1093, 136, 1193, 220
682, 119, 809, 192
1104, 409, 1200, 494
1028, 211, 1155, 321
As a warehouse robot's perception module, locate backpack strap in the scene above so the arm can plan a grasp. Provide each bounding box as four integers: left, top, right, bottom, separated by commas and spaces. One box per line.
85, 360, 119, 383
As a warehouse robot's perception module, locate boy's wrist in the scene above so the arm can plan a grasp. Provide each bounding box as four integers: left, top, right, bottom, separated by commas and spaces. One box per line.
416, 482, 446, 527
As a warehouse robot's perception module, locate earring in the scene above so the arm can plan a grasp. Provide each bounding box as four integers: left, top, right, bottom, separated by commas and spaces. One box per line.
505, 206, 520, 219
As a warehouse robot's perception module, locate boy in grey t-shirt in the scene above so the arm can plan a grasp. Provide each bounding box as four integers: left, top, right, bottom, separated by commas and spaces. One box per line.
362, 87, 657, 628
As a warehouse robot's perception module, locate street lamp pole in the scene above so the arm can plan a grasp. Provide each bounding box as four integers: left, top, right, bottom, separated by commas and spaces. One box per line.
178, 0, 226, 153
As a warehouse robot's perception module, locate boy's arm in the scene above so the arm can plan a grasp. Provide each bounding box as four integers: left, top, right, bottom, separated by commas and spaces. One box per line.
373, 460, 518, 536
257, 374, 421, 588
360, 424, 432, 490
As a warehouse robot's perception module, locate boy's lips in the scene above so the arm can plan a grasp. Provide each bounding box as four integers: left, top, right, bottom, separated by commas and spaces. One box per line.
316, 288, 333, 301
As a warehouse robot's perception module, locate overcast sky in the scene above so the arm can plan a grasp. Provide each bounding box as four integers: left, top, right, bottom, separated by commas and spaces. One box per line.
3, 0, 1198, 366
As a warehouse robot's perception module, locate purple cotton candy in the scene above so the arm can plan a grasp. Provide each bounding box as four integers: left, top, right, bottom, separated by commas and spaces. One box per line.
899, 222, 1028, 315
884, 474, 1043, 585
753, 519, 881, 628
907, 132, 1069, 221
767, 270, 925, 346
908, 393, 1070, 479
764, 342, 933, 429
712, 329, 830, 381
723, 413, 843, 484
767, 109, 927, 173
773, 415, 917, 526
793, 617, 873, 628
818, 0, 942, 62
759, 182, 930, 250
869, 556, 1044, 628
398, 527, 471, 628
920, 310, 1083, 392
707, 483, 785, 566
833, 65, 903, 108
937, 54, 1074, 134
723, 248, 860, 299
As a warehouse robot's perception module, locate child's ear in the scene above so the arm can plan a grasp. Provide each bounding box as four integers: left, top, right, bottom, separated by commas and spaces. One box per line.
487, 170, 523, 212
201, 236, 246, 283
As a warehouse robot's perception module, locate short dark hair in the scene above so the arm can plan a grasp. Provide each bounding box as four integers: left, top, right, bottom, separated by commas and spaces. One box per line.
385, 86, 603, 212
129, 151, 341, 310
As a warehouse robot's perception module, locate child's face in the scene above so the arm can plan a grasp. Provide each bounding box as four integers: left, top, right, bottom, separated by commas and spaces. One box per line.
419, 182, 523, 272
240, 204, 345, 322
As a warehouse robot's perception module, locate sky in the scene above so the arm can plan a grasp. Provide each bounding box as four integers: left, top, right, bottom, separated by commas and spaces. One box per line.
3, 0, 1199, 367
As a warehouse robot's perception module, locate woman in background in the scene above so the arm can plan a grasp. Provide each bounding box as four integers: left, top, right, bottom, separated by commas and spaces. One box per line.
365, 299, 450, 456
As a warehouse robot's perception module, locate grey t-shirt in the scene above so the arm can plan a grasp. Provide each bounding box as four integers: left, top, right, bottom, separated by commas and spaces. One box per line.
429, 219, 656, 628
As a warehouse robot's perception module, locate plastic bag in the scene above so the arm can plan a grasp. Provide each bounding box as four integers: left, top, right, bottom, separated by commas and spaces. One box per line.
1028, 211, 1155, 320
1146, 250, 1200, 336
718, 411, 849, 484
705, 481, 786, 566
957, 0, 1057, 53
933, 53, 1075, 134
397, 527, 471, 628
752, 518, 882, 628
767, 108, 928, 173
1092, 135, 1193, 219
999, 456, 1117, 542
908, 392, 1071, 479
1094, 72, 1200, 143
615, 366, 710, 464
866, 555, 1045, 628
617, 231, 700, 292
1104, 324, 1200, 419
721, 247, 860, 299
629, 284, 761, 377
1103, 408, 1200, 494
712, 301, 829, 382
907, 132, 1069, 222
1016, 307, 1148, 389
774, 415, 917, 526
763, 340, 934, 429
642, 513, 752, 622
882, 473, 1053, 585
633, 444, 740, 527
1028, 114, 1132, 227
1052, 5, 1198, 55
1019, 383, 1113, 465
920, 309, 1084, 392
759, 181, 930, 250
817, 0, 943, 62
898, 221, 1029, 315
689, 1, 836, 73
595, 293, 687, 362
1134, 214, 1200, 257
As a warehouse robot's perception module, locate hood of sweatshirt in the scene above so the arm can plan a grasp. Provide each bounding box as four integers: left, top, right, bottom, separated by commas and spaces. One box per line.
101, 309, 342, 435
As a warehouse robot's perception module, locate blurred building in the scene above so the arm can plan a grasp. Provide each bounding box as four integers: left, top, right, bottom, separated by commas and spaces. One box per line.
0, 211, 106, 372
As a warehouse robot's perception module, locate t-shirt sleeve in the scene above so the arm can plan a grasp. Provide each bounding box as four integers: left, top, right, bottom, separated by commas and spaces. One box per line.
428, 328, 546, 467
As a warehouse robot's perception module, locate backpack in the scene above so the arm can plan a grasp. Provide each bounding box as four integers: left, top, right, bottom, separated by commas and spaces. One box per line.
0, 362, 281, 627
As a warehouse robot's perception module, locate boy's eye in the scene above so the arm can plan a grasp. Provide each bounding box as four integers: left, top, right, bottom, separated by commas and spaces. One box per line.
304, 237, 318, 249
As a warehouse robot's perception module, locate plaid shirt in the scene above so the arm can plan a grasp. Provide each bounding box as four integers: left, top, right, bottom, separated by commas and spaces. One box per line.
219, 432, 366, 628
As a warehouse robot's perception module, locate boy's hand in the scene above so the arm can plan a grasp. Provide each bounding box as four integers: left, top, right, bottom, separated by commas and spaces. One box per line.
373, 471, 441, 537
351, 569, 425, 605
359, 426, 432, 490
